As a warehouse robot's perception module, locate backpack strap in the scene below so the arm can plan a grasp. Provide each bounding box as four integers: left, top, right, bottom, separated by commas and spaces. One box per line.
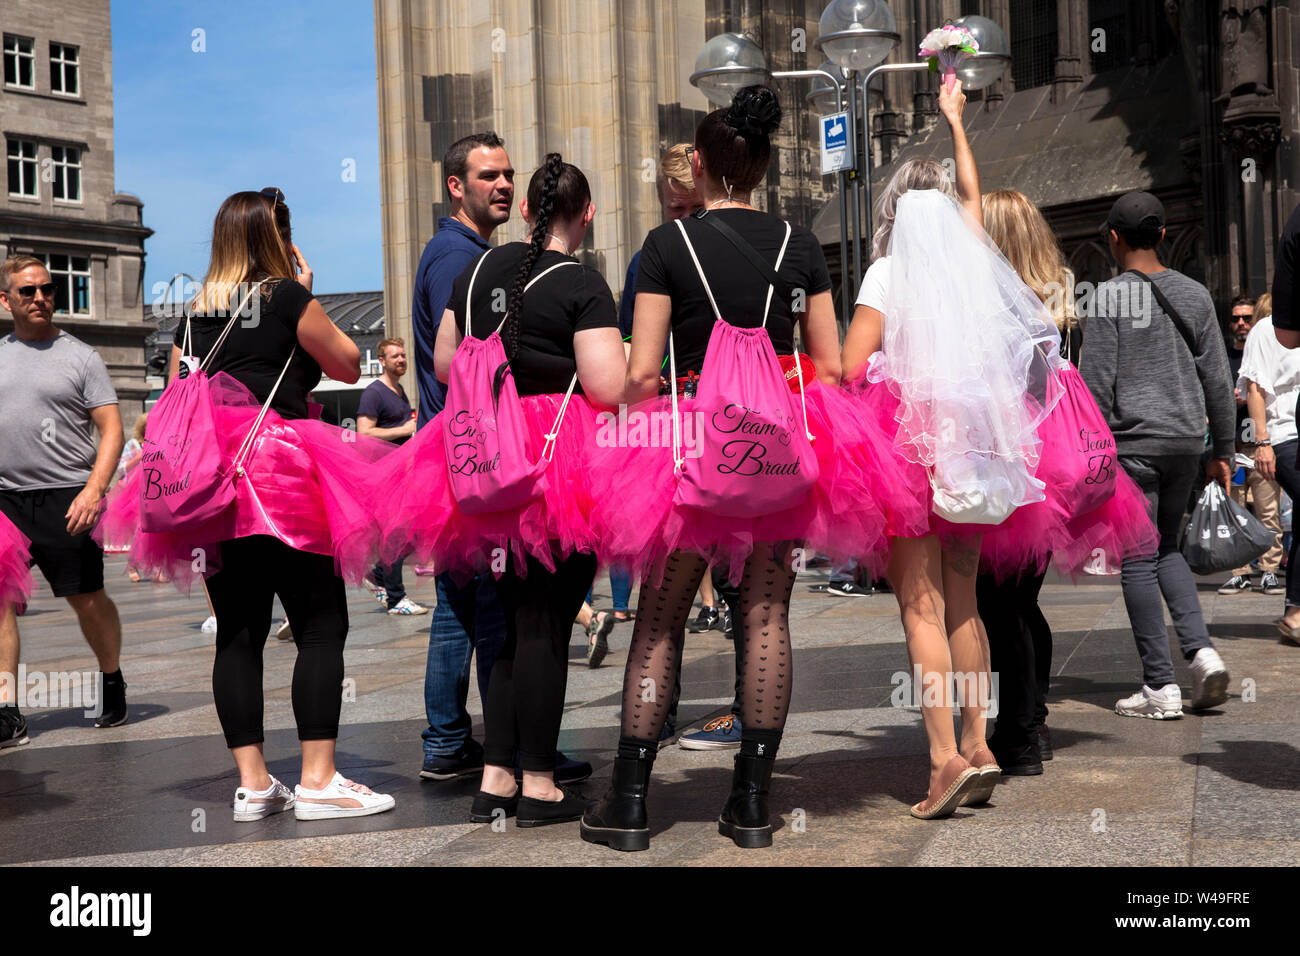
761, 222, 792, 329
497, 260, 581, 335
467, 256, 583, 459
196, 282, 264, 372
463, 251, 492, 338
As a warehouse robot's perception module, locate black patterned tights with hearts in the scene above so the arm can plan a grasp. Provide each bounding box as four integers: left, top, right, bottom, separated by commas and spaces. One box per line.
620, 549, 797, 740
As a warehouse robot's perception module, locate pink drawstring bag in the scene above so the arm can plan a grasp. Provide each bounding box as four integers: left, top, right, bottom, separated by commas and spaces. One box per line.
443, 254, 581, 515
139, 284, 294, 533
669, 218, 819, 519
1034, 366, 1117, 520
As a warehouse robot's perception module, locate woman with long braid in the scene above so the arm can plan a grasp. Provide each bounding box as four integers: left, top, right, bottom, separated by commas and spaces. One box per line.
361, 155, 627, 826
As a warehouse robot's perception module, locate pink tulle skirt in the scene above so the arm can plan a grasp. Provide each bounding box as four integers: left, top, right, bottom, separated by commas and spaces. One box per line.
96, 373, 396, 592
844, 369, 1158, 578
351, 393, 603, 581
587, 381, 891, 585
0, 511, 34, 610
979, 370, 1158, 579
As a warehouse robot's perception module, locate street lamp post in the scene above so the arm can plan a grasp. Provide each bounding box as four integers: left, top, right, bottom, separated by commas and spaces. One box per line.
815, 0, 899, 295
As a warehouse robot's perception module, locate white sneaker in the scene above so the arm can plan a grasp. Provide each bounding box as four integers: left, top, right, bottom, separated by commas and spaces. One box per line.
387, 597, 429, 615
1188, 647, 1229, 710
294, 773, 395, 820
233, 775, 295, 821
1115, 683, 1184, 719
201, 615, 217, 634
362, 578, 387, 606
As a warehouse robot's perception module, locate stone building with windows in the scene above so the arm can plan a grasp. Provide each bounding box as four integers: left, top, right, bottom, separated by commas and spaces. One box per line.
1, 0, 152, 421
373, 0, 842, 410
375, 1, 1300, 407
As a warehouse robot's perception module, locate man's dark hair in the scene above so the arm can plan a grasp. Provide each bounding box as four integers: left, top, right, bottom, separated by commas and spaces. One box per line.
444, 132, 505, 189
1114, 224, 1163, 251
1231, 294, 1256, 310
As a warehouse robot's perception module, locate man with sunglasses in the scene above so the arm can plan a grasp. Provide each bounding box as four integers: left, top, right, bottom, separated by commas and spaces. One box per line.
0, 256, 128, 746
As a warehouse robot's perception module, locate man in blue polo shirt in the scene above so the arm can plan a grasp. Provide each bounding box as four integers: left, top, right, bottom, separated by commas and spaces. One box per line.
412, 133, 588, 786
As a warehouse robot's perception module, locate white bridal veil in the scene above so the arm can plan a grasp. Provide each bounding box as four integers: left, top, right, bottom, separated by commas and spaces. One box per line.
867, 189, 1066, 524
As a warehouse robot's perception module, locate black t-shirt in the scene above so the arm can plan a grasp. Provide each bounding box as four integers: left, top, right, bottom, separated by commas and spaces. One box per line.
636, 209, 832, 374
358, 379, 412, 443
1273, 203, 1300, 331
173, 279, 319, 419
447, 243, 619, 396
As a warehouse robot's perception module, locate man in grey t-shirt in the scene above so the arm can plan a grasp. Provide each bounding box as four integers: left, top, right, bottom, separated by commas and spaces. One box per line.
1081, 192, 1232, 720
0, 256, 127, 747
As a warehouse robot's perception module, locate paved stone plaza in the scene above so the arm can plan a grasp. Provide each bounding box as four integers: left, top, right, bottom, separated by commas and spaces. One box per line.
2, 554, 1298, 867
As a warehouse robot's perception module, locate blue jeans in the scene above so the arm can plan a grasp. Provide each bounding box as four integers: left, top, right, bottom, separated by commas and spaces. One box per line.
585, 565, 633, 613
422, 572, 507, 757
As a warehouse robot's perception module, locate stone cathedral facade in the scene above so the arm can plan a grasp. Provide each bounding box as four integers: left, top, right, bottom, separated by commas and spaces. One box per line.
375, 1, 1300, 412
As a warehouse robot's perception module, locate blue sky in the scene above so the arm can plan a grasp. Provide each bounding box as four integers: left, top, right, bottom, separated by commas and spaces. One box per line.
111, 0, 381, 301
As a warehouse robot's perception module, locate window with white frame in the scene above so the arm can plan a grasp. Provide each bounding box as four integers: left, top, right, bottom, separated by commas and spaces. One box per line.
50, 42, 79, 95
50, 146, 81, 202
3, 34, 35, 88
7, 139, 37, 197
43, 254, 91, 315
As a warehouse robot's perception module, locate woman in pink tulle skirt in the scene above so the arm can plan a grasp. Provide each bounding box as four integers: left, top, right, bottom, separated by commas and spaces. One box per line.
973, 189, 1156, 780
840, 81, 1073, 820
361, 155, 628, 828
581, 86, 888, 854
97, 190, 396, 821
0, 512, 34, 613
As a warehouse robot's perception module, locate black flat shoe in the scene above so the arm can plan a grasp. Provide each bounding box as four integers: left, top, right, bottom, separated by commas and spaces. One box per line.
516, 787, 594, 828
992, 742, 1044, 776
469, 789, 520, 823
1036, 724, 1053, 761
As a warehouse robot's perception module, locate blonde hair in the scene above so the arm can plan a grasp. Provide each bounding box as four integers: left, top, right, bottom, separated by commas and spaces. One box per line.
133, 413, 148, 442
981, 189, 1075, 331
657, 143, 695, 200
871, 159, 958, 261
1254, 292, 1272, 323
192, 192, 297, 314
1, 254, 47, 291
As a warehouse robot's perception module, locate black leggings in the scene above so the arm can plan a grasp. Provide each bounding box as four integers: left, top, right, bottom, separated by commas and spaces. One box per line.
483, 551, 597, 773
206, 535, 349, 749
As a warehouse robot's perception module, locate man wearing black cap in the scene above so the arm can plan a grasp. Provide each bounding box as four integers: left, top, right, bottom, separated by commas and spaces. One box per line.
1081, 190, 1233, 720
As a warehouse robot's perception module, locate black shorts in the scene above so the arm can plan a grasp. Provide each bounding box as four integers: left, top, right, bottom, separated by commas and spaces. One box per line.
0, 487, 104, 598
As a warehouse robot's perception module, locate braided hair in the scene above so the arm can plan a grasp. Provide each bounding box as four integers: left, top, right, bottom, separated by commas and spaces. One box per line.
493, 152, 591, 400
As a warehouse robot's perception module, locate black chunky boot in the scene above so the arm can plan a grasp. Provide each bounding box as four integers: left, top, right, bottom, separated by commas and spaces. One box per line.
718, 753, 774, 848
580, 756, 653, 852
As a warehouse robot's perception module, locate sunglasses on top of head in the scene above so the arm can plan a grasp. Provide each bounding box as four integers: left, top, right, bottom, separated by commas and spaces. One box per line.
13, 282, 57, 300
260, 186, 285, 204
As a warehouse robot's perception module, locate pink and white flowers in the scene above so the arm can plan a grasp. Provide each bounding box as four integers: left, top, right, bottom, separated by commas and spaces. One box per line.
918, 24, 979, 92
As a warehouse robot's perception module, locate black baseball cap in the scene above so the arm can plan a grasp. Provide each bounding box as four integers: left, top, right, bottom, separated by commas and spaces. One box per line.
1101, 190, 1166, 236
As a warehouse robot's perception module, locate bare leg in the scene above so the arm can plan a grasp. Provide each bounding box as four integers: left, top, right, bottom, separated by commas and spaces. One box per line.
300, 738, 338, 791
0, 603, 17, 706
699, 574, 717, 610
941, 535, 992, 760
887, 536, 958, 782
231, 743, 273, 790
65, 590, 121, 673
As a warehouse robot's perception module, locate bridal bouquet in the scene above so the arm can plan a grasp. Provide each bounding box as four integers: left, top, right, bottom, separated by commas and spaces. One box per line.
918, 24, 979, 93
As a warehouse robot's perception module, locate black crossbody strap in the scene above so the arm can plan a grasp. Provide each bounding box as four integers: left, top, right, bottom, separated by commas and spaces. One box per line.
693, 210, 792, 299
1124, 269, 1197, 358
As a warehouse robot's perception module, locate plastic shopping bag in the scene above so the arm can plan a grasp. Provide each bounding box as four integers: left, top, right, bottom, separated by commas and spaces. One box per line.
1180, 482, 1275, 576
